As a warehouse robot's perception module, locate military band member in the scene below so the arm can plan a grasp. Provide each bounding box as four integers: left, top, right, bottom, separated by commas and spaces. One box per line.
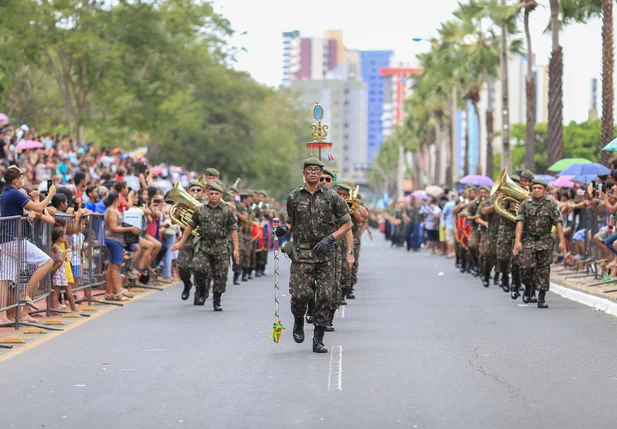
239, 192, 254, 281
336, 183, 361, 305
171, 182, 239, 312
254, 190, 270, 277
274, 158, 352, 354
495, 174, 520, 295
204, 167, 220, 183
513, 179, 566, 308
228, 186, 249, 285
177, 180, 206, 304
478, 186, 500, 288
466, 185, 486, 276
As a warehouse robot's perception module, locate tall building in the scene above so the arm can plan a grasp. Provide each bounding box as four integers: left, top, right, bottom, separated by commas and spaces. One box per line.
290, 69, 367, 176
282, 30, 343, 84
359, 50, 393, 163
380, 67, 422, 139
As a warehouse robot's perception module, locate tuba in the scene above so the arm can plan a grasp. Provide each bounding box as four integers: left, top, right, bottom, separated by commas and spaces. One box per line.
346, 185, 361, 213
491, 168, 529, 223
167, 181, 202, 236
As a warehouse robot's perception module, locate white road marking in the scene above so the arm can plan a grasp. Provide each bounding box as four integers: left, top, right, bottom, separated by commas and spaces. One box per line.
327, 345, 343, 391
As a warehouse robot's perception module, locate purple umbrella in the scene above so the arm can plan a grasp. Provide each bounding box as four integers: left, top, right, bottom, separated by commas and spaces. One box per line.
411, 190, 428, 200
458, 175, 494, 187
0, 113, 8, 122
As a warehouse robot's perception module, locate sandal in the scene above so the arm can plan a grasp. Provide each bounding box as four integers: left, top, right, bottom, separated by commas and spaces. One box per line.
104, 294, 128, 302
23, 298, 40, 311
20, 315, 37, 323
113, 293, 130, 301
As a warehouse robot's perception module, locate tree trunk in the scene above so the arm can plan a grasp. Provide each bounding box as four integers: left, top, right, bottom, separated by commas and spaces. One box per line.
482, 68, 495, 179
547, 0, 564, 167
446, 114, 453, 187
501, 0, 512, 172
434, 117, 443, 185
473, 101, 482, 175
523, 2, 537, 171
602, 0, 614, 165
464, 108, 470, 176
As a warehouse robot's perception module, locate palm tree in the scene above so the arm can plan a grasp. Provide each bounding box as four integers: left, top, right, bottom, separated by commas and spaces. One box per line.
601, 0, 614, 164
522, 0, 538, 170
547, 0, 564, 166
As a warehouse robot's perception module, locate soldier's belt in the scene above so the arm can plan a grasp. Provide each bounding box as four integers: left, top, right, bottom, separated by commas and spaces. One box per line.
203, 238, 228, 245
523, 234, 552, 241
297, 242, 312, 250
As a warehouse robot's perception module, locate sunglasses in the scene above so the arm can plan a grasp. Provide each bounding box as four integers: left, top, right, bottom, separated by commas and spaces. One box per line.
189, 188, 202, 193
304, 167, 322, 173
319, 177, 332, 183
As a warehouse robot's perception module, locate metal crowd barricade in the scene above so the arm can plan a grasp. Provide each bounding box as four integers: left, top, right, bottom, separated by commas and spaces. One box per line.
0, 215, 61, 333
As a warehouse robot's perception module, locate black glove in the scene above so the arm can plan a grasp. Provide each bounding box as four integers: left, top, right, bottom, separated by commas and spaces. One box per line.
275, 225, 288, 237
312, 234, 335, 255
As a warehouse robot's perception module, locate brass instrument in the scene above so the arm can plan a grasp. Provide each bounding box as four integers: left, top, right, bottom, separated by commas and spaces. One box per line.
167, 181, 202, 237
491, 168, 529, 223
197, 174, 207, 187
231, 178, 241, 189
346, 185, 361, 213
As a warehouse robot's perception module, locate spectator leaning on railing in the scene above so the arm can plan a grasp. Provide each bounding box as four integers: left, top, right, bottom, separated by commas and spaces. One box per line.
0, 165, 56, 321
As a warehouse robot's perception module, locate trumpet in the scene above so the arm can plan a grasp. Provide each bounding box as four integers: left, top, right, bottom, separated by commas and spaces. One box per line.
167, 181, 202, 237
346, 185, 361, 213
491, 168, 529, 223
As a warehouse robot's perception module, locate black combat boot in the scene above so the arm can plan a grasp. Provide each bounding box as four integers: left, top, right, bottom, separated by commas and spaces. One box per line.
195, 286, 206, 306
346, 288, 355, 299
529, 286, 538, 303
481, 273, 490, 288
261, 265, 267, 276
293, 316, 305, 343
312, 326, 328, 353
255, 266, 262, 278
247, 269, 253, 280
181, 281, 192, 301
213, 292, 223, 311
510, 278, 520, 300
233, 272, 240, 285
459, 258, 467, 273
500, 273, 510, 293
493, 271, 500, 286
522, 284, 532, 304
537, 291, 549, 309
241, 269, 248, 282
340, 290, 348, 306
325, 310, 335, 332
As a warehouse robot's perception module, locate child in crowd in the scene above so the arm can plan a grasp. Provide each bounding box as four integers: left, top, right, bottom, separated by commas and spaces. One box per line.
50, 227, 79, 313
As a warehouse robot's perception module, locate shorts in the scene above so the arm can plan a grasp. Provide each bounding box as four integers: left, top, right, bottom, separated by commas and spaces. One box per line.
72, 264, 81, 278
426, 229, 439, 242
573, 228, 586, 242
105, 238, 125, 265
0, 240, 50, 281
446, 229, 455, 245
595, 227, 610, 242
439, 225, 446, 242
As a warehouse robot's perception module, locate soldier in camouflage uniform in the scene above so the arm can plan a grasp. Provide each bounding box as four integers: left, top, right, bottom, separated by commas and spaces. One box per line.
339, 180, 368, 297
466, 186, 487, 276
453, 186, 477, 272
254, 191, 270, 277
228, 186, 249, 285
514, 179, 566, 308
178, 180, 207, 304
249, 191, 264, 278
274, 158, 352, 354
239, 192, 254, 281
478, 186, 500, 288
171, 182, 239, 311
495, 174, 520, 296
405, 196, 421, 251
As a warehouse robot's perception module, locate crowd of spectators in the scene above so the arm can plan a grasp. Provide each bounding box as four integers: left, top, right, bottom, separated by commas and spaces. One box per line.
0, 115, 220, 324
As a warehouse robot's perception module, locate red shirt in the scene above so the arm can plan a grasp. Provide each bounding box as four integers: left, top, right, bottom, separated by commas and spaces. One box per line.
119, 196, 128, 213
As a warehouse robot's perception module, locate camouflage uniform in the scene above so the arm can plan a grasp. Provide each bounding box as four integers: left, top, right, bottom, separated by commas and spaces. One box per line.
467, 199, 482, 270
405, 203, 421, 251
250, 203, 264, 274
189, 202, 238, 298
286, 185, 351, 328
237, 202, 252, 270
479, 195, 499, 281
350, 217, 362, 289
496, 202, 517, 287
255, 201, 270, 273
516, 196, 562, 293
178, 197, 206, 295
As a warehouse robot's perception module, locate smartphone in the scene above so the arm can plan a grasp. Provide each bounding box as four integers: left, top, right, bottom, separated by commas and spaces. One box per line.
47, 179, 53, 191
74, 202, 80, 212
592, 180, 597, 189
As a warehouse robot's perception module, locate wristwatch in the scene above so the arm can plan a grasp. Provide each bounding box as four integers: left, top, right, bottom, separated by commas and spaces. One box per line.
347, 250, 354, 255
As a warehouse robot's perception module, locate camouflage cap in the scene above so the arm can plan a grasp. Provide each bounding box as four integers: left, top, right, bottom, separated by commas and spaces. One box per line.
259, 190, 268, 197
206, 182, 224, 193
205, 167, 220, 177
510, 174, 521, 183
228, 186, 238, 193
216, 179, 225, 189
337, 183, 353, 193
520, 170, 535, 180
322, 167, 334, 178
188, 181, 203, 189
465, 185, 477, 191
479, 185, 491, 193
303, 157, 325, 169
339, 180, 355, 188
532, 179, 548, 188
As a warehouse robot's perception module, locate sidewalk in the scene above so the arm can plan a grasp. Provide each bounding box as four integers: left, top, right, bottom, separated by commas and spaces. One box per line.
551, 267, 617, 317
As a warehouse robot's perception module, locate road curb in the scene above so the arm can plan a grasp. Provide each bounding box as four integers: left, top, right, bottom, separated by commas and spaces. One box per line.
550, 281, 617, 317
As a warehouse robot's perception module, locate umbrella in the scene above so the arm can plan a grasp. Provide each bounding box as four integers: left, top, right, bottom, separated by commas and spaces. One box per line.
16, 140, 43, 151
425, 185, 443, 197
458, 175, 494, 187
602, 137, 617, 151
0, 113, 7, 122
553, 175, 575, 188
128, 146, 149, 158
411, 190, 428, 200
548, 158, 592, 172
535, 174, 556, 183
572, 174, 600, 184
559, 162, 610, 177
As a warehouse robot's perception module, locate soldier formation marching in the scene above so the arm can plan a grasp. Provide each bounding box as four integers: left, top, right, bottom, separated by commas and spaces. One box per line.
168, 158, 369, 354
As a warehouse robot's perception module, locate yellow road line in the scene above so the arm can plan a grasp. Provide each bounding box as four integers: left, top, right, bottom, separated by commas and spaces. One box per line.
0, 282, 179, 364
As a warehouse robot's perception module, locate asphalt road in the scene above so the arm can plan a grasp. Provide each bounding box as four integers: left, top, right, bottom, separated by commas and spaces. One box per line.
3, 235, 617, 428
